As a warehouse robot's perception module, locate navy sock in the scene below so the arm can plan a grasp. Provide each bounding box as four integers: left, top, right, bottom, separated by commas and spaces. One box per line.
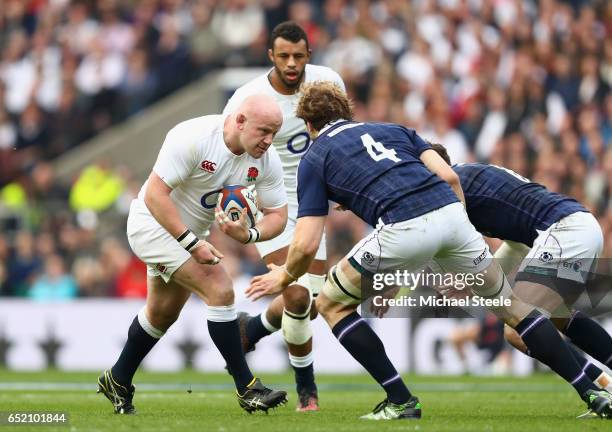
111, 315, 160, 386
516, 310, 596, 398
246, 314, 273, 350
332, 312, 411, 404
293, 363, 316, 393
566, 343, 603, 382
562, 311, 612, 370
208, 319, 254, 393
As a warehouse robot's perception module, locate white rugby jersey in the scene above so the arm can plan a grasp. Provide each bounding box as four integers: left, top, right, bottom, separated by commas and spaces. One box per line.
137, 114, 287, 237
223, 64, 345, 197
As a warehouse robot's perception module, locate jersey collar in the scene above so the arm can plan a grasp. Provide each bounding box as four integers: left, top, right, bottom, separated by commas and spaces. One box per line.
318, 119, 350, 137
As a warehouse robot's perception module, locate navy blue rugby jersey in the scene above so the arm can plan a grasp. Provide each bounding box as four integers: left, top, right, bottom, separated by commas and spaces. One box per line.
453, 163, 587, 246
296, 121, 458, 227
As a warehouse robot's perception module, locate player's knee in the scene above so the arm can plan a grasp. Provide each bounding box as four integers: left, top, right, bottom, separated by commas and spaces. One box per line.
283, 285, 311, 315
207, 286, 234, 306
282, 305, 312, 345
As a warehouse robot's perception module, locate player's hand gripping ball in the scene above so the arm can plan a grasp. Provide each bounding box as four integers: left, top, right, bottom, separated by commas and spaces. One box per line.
216, 185, 259, 228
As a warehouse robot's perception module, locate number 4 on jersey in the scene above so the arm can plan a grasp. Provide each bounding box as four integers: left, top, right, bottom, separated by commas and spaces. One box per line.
361, 133, 401, 162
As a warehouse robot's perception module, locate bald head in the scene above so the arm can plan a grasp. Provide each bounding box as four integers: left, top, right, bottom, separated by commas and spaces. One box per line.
229, 94, 283, 158
238, 94, 283, 127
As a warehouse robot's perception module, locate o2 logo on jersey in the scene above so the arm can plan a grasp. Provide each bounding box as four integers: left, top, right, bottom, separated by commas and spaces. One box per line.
287, 132, 311, 154
200, 189, 222, 209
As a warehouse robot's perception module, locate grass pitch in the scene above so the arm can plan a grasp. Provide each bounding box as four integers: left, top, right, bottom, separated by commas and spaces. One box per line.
0, 370, 610, 431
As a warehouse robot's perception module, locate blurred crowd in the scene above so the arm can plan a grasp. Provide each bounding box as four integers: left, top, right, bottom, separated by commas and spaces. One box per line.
0, 0, 610, 300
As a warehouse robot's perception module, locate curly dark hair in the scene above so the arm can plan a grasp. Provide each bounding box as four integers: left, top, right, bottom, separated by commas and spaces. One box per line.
296, 81, 353, 132
270, 21, 309, 50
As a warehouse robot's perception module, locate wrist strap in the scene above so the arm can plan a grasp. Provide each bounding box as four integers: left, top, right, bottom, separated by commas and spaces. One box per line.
177, 229, 199, 252
283, 265, 298, 282
244, 227, 261, 244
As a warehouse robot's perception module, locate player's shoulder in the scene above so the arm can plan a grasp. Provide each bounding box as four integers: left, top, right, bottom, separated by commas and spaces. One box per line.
305, 130, 334, 161
329, 120, 401, 139
305, 64, 344, 85
231, 71, 273, 96
166, 114, 223, 145
453, 163, 503, 184
171, 113, 222, 132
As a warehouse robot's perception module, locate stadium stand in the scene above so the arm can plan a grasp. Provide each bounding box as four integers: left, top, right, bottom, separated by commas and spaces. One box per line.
0, 0, 610, 301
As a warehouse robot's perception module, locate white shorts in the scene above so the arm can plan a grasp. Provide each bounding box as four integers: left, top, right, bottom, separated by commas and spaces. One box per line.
348, 202, 490, 274
126, 199, 193, 282
327, 202, 491, 304
255, 194, 327, 261
517, 211, 603, 284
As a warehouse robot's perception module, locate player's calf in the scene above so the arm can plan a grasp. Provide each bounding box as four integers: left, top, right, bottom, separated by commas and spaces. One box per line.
243, 273, 323, 352
243, 309, 280, 353
109, 308, 165, 389
282, 284, 318, 409
473, 262, 603, 402
318, 260, 417, 414
282, 304, 312, 346
504, 323, 612, 392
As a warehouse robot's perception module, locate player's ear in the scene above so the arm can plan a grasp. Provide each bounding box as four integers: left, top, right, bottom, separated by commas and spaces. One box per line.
236, 113, 247, 130
267, 48, 274, 63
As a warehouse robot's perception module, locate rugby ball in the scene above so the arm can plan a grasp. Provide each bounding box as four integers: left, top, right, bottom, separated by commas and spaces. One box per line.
217, 185, 259, 228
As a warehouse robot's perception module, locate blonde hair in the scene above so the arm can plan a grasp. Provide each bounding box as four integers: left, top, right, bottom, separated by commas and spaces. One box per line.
296, 81, 353, 132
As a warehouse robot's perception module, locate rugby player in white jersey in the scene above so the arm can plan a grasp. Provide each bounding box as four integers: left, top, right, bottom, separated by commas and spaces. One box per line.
223, 21, 345, 411
97, 94, 289, 415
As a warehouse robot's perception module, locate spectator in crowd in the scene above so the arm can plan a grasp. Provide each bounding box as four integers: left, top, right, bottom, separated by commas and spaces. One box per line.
6, 230, 43, 297
28, 253, 77, 302
69, 161, 124, 213
211, 0, 265, 66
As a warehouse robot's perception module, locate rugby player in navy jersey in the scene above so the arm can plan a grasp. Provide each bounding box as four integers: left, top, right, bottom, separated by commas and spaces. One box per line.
246, 82, 612, 419
430, 144, 612, 409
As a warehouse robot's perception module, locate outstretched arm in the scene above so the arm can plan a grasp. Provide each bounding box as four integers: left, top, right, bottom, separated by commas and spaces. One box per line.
246, 215, 326, 300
